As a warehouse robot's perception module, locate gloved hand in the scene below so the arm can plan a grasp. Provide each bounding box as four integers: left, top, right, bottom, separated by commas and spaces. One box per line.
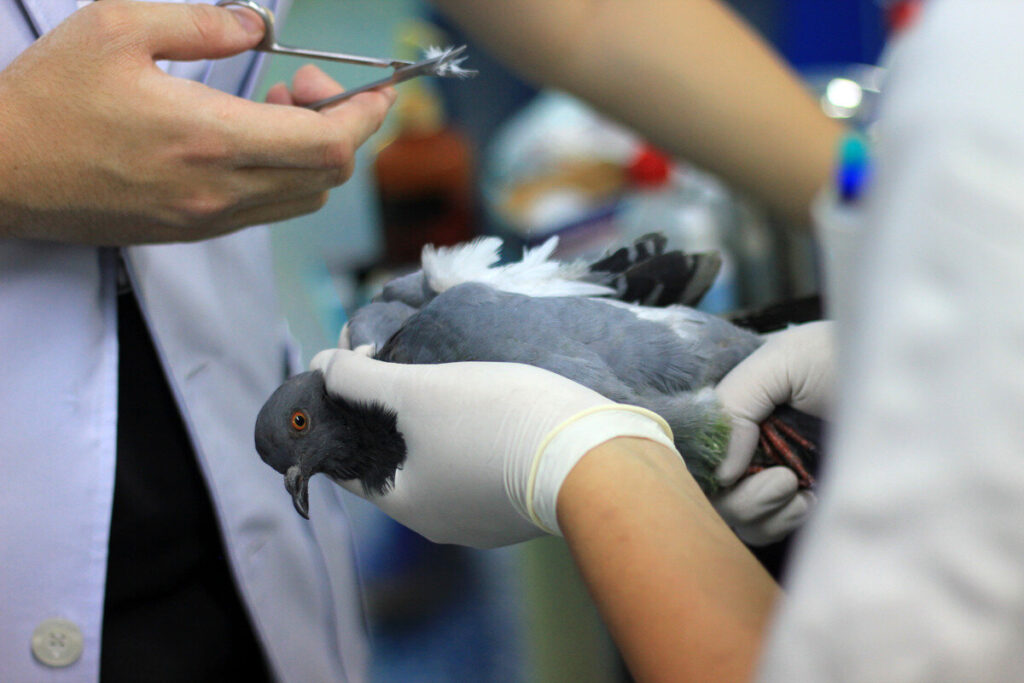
712, 321, 835, 545
310, 348, 677, 548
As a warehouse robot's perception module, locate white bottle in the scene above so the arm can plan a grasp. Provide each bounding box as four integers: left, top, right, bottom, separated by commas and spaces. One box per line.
616, 146, 738, 313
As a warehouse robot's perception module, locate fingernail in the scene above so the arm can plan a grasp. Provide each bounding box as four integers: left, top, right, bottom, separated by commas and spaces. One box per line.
228, 7, 265, 37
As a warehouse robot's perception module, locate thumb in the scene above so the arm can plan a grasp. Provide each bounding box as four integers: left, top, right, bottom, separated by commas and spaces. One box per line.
715, 349, 787, 485
309, 348, 338, 374
310, 348, 405, 406
134, 2, 265, 61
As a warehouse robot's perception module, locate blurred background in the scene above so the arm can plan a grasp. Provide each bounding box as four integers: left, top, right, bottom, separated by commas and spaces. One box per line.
255, 1, 892, 680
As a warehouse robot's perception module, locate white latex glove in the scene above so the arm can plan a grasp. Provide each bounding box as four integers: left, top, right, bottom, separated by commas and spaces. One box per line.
310, 348, 677, 548
712, 321, 835, 545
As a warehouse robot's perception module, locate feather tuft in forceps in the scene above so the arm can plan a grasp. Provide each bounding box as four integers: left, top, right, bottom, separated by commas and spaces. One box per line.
422, 46, 476, 79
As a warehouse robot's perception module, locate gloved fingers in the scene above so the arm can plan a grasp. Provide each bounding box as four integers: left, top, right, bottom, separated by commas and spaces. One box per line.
717, 321, 837, 423
313, 349, 609, 424
715, 343, 791, 426
715, 346, 792, 485
334, 477, 426, 543
352, 343, 376, 357
309, 348, 383, 403
311, 348, 404, 405
311, 346, 383, 375
731, 490, 815, 547
310, 348, 338, 373
764, 320, 836, 417
712, 467, 799, 524
716, 417, 761, 486
715, 321, 836, 485
335, 471, 526, 549
337, 323, 352, 350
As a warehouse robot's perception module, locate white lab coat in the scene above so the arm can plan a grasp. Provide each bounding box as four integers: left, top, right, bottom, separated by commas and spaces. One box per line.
0, 1, 369, 681
759, 0, 1024, 680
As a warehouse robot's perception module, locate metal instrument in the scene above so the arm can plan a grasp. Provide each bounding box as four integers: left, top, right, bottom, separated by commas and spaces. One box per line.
216, 0, 476, 110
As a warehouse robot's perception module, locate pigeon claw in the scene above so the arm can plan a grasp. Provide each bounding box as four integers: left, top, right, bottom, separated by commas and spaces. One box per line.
747, 415, 816, 489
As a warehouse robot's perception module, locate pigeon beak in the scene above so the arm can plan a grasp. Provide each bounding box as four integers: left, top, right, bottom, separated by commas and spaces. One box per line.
285, 465, 310, 519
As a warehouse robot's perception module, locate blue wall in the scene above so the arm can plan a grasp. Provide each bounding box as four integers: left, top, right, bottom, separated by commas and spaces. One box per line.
776, 0, 887, 67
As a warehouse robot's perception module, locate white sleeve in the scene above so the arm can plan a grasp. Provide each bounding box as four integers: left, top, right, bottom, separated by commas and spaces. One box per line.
758, 1, 1024, 681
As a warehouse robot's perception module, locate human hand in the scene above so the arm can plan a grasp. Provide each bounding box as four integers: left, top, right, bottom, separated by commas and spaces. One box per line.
308, 348, 677, 548
712, 321, 835, 545
0, 0, 395, 244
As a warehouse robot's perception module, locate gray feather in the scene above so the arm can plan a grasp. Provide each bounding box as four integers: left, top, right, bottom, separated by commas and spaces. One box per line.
377, 282, 762, 490
347, 300, 418, 350
375, 270, 436, 308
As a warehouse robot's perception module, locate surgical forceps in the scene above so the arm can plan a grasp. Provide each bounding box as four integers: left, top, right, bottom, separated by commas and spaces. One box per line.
216, 0, 476, 111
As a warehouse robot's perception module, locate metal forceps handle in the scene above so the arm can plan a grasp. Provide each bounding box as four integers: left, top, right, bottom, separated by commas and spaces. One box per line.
303, 46, 471, 111
215, 0, 413, 69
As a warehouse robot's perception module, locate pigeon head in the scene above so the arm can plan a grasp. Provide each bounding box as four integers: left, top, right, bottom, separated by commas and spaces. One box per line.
254, 371, 407, 519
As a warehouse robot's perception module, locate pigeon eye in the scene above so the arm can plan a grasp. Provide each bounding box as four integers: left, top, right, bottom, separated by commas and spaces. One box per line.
290, 411, 310, 432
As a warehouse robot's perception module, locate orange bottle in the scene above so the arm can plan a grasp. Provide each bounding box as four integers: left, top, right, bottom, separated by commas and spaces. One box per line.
372, 87, 475, 267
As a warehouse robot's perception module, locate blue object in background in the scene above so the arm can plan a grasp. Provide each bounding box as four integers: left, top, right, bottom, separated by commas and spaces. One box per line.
836, 133, 871, 203
777, 0, 886, 67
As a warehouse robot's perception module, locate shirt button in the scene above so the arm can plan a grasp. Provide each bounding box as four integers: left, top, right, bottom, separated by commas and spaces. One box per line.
31, 619, 84, 668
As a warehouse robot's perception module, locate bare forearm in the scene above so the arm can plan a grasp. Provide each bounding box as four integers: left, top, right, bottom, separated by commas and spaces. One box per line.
558, 437, 778, 682
432, 0, 843, 224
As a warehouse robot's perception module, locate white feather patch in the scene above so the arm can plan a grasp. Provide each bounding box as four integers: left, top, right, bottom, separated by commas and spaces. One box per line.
598, 299, 705, 341
422, 236, 615, 298
423, 46, 475, 78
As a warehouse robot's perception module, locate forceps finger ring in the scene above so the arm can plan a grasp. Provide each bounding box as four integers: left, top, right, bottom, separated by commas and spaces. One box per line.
216, 0, 476, 110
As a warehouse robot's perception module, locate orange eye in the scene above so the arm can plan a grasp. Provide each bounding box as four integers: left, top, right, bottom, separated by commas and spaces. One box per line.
290, 411, 310, 432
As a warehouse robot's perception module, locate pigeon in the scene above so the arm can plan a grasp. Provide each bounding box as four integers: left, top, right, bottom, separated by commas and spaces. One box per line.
256, 236, 818, 519
347, 233, 723, 350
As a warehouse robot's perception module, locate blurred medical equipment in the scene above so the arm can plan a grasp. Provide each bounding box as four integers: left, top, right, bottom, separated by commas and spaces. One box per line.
481, 92, 780, 310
